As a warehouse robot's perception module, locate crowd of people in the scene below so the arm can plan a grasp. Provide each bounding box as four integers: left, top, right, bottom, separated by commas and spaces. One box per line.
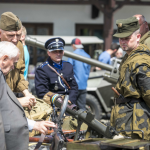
0, 10, 150, 150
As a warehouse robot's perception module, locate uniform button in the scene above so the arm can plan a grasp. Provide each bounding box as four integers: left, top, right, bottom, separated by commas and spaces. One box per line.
70, 78, 72, 80
25, 125, 28, 129
23, 114, 25, 117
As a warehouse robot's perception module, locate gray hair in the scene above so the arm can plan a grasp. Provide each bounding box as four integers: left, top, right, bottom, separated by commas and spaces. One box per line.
0, 41, 19, 59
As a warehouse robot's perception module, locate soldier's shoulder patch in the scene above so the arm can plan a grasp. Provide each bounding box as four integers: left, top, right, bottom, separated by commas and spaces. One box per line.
40, 61, 48, 68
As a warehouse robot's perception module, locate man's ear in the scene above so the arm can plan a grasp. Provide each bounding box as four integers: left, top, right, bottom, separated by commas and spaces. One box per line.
145, 22, 149, 29
0, 29, 2, 39
137, 33, 141, 42
47, 51, 51, 57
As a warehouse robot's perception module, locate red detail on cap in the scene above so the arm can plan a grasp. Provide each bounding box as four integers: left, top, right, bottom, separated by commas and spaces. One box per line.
75, 38, 81, 45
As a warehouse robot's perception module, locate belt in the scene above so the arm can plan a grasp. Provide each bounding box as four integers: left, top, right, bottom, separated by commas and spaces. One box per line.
116, 97, 143, 104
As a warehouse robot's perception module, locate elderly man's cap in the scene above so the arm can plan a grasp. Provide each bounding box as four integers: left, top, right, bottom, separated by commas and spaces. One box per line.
113, 17, 139, 38
45, 37, 65, 52
0, 12, 22, 31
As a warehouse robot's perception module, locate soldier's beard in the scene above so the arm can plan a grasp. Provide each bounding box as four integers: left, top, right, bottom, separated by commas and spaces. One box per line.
121, 45, 129, 51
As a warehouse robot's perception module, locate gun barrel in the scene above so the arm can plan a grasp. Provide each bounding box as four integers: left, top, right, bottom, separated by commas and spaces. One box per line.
53, 97, 115, 138
25, 36, 113, 71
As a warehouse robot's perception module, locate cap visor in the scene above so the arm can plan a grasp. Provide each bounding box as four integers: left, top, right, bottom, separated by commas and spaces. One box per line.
74, 44, 84, 49
113, 32, 133, 38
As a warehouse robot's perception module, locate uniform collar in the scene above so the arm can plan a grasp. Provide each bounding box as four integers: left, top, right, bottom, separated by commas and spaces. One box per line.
139, 31, 150, 44
47, 57, 63, 70
75, 48, 83, 52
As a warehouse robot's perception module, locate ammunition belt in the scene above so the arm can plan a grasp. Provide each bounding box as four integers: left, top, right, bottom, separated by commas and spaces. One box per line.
116, 97, 143, 104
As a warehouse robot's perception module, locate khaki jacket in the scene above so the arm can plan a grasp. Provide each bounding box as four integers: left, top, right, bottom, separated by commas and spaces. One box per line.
6, 41, 28, 92
139, 31, 150, 49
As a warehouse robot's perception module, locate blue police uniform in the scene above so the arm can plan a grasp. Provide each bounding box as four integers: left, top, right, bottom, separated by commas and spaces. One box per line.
35, 37, 78, 104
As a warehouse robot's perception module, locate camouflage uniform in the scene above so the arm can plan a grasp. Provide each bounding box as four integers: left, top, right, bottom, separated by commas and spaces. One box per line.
111, 44, 150, 140
140, 31, 150, 49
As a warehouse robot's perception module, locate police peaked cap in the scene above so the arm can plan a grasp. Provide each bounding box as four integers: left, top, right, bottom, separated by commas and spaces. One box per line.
45, 37, 65, 51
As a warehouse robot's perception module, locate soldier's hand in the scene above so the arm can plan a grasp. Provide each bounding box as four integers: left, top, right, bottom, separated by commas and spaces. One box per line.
28, 95, 36, 106
68, 100, 72, 104
33, 121, 57, 135
18, 96, 34, 110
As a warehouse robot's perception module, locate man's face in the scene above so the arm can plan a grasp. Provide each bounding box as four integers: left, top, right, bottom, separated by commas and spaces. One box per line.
0, 53, 19, 75
115, 50, 123, 59
134, 15, 149, 37
119, 33, 141, 54
0, 28, 22, 45
138, 18, 148, 37
47, 50, 64, 63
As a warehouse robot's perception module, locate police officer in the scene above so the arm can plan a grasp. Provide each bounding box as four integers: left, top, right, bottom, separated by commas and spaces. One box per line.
35, 37, 78, 104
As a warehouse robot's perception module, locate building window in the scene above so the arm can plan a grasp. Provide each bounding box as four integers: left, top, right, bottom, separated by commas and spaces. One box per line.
23, 23, 53, 65
76, 24, 103, 59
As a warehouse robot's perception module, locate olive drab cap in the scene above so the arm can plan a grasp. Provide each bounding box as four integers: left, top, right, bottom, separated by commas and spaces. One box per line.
113, 17, 140, 38
0, 12, 22, 31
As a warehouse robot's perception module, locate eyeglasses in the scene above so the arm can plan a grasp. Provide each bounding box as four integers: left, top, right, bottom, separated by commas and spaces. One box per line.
140, 21, 146, 26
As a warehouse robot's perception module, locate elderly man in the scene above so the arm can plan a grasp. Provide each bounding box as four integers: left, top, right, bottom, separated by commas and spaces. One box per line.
133, 14, 150, 48
0, 12, 36, 109
35, 37, 78, 104
111, 17, 150, 140
0, 41, 56, 150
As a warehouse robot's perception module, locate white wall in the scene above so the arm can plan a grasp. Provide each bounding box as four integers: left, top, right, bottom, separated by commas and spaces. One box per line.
0, 3, 150, 34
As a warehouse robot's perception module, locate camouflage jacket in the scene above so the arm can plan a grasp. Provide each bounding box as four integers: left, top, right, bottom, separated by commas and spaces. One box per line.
111, 44, 150, 140
6, 41, 29, 92
116, 43, 150, 108
140, 31, 150, 49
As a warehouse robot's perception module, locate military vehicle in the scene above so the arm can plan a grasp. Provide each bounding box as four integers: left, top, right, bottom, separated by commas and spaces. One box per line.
26, 36, 120, 120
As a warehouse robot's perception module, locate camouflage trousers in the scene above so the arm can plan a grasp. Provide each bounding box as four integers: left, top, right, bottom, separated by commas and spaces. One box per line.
110, 101, 150, 140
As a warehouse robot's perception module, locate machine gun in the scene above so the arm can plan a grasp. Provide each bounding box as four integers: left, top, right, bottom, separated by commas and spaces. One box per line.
47, 92, 119, 140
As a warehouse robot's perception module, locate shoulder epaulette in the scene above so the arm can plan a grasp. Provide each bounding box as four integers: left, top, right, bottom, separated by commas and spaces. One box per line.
62, 60, 67, 63
40, 61, 48, 68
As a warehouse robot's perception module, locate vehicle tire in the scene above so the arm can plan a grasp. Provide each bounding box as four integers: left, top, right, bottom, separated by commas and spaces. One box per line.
86, 94, 102, 120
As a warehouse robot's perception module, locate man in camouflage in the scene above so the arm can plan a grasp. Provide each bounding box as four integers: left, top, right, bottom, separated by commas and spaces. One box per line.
111, 17, 150, 140
133, 14, 150, 48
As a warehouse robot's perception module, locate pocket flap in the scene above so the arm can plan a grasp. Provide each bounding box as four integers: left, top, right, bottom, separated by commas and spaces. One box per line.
50, 77, 59, 84
4, 124, 10, 132
66, 76, 73, 81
